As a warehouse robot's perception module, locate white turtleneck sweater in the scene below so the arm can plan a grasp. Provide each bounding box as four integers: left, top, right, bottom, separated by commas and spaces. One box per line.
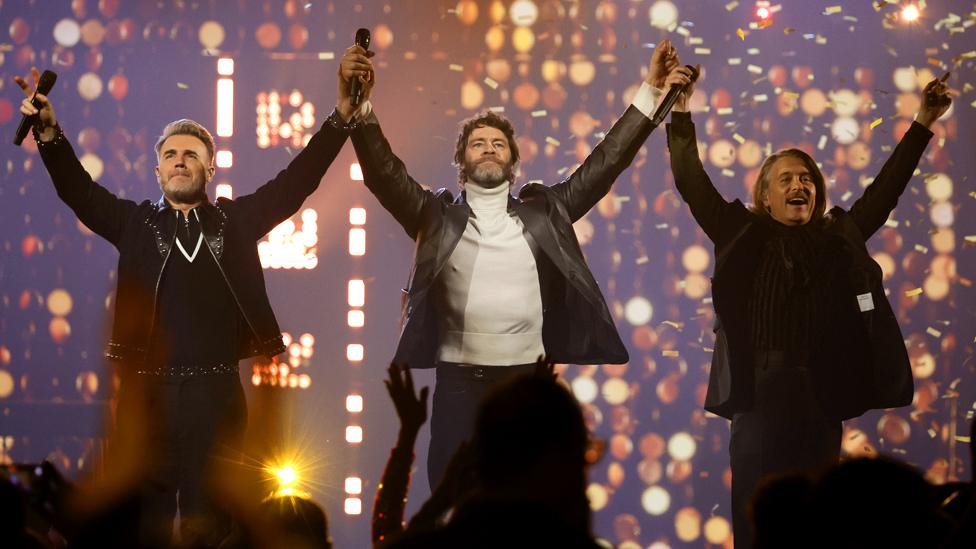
434, 181, 545, 365
352, 82, 663, 366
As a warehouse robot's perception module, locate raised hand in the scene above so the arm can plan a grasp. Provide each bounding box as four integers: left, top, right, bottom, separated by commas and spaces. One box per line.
916, 72, 952, 128
670, 64, 700, 113
13, 66, 58, 140
384, 363, 429, 436
336, 44, 375, 121
646, 39, 680, 90
533, 354, 558, 380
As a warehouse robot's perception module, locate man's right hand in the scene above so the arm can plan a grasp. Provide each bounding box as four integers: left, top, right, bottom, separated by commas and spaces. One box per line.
14, 66, 58, 142
336, 45, 375, 122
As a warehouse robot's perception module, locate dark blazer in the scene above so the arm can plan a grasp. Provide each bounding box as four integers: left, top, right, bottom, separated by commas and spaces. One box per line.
351, 106, 657, 368
35, 115, 350, 365
667, 111, 932, 420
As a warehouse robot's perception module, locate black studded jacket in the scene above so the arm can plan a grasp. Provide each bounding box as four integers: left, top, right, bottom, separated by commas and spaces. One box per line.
34, 115, 350, 366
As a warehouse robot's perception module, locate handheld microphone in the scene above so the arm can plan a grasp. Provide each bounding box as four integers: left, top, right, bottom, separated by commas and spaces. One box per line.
14, 70, 57, 146
350, 28, 371, 107
650, 65, 699, 127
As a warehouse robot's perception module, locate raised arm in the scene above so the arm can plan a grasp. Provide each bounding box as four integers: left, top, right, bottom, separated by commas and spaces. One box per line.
548, 40, 683, 222
848, 74, 947, 240
231, 54, 373, 238
338, 45, 433, 240
231, 113, 350, 239
665, 65, 749, 247
372, 364, 429, 546
17, 68, 135, 247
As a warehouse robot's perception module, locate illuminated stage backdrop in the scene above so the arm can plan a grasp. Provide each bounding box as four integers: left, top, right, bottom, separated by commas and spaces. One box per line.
1, 2, 974, 547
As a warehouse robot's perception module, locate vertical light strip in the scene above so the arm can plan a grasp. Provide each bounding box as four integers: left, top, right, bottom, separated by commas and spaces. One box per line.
346, 199, 367, 516
216, 78, 234, 137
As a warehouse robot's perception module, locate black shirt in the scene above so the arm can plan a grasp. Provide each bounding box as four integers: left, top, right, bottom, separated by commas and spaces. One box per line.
147, 209, 243, 368
747, 218, 829, 358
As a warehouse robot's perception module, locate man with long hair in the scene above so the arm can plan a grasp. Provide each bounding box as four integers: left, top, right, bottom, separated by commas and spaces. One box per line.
665, 66, 952, 547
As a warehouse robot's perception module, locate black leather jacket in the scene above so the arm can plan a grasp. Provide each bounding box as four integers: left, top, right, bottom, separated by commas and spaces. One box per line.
351, 106, 656, 368
35, 115, 349, 365
667, 112, 932, 420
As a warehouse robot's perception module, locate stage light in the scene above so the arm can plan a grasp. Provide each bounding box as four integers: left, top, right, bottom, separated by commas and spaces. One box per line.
350, 163, 363, 181
344, 476, 362, 494
215, 183, 233, 199
901, 4, 920, 22
276, 466, 297, 487
349, 207, 366, 226
348, 310, 365, 327
348, 279, 365, 307
346, 425, 363, 443
668, 432, 697, 460
346, 344, 364, 362
642, 486, 671, 515
216, 79, 234, 137
346, 394, 363, 413
344, 497, 362, 515
349, 228, 366, 256
215, 150, 233, 168
217, 57, 234, 76
756, 6, 770, 20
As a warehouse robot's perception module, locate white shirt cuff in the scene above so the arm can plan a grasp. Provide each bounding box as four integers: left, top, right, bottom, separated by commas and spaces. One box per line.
631, 81, 664, 119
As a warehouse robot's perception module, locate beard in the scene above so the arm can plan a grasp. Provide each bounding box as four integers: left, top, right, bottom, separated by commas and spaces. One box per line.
160, 173, 208, 204
464, 158, 513, 188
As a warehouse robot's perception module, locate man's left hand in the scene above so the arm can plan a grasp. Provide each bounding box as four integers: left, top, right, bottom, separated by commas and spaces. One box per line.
916, 72, 952, 128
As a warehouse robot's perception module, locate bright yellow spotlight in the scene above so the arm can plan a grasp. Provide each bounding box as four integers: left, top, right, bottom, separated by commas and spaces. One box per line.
276, 466, 298, 487
901, 4, 920, 22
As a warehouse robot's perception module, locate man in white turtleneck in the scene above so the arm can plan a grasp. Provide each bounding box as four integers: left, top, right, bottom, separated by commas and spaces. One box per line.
339, 40, 694, 489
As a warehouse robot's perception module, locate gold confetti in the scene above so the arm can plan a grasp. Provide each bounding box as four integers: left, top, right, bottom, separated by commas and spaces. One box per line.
662, 350, 680, 357
737, 28, 746, 41
636, 256, 650, 265
905, 288, 923, 297
530, 110, 548, 117
725, 1, 739, 10
176, 82, 189, 89
448, 64, 463, 72
926, 327, 942, 338
784, 27, 796, 35
956, 436, 972, 443
914, 244, 929, 254
732, 133, 746, 144
662, 320, 684, 329
870, 117, 884, 129
824, 6, 842, 15
545, 136, 561, 146
484, 77, 499, 89
317, 52, 335, 60
782, 91, 800, 100
717, 107, 734, 115
694, 47, 712, 55
757, 19, 773, 29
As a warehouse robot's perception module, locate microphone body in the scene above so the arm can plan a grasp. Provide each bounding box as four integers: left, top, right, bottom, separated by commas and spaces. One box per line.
14, 70, 58, 146
650, 65, 698, 127
350, 28, 371, 107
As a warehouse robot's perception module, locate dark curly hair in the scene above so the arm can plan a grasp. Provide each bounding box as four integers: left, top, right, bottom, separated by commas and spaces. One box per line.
453, 110, 520, 188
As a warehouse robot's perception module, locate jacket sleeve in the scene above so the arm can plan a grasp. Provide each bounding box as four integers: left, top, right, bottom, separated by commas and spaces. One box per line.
547, 105, 655, 223
233, 110, 350, 239
350, 111, 435, 240
666, 112, 749, 248
847, 121, 933, 240
36, 126, 137, 247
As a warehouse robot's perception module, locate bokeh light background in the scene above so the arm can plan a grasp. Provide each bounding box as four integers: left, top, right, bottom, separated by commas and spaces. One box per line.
1, 1, 975, 547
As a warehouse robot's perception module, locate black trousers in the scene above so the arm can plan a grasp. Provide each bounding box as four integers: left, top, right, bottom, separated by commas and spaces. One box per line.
427, 363, 537, 491
729, 356, 841, 549
117, 371, 247, 548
